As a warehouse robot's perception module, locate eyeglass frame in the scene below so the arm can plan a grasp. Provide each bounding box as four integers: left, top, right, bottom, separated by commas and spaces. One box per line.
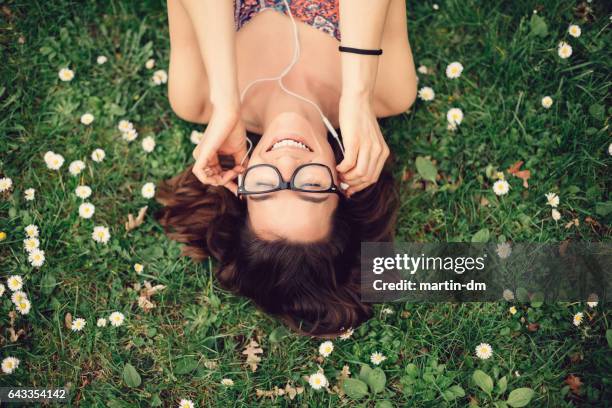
237, 163, 341, 196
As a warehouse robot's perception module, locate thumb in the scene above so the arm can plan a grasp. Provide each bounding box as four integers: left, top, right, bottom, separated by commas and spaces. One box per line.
337, 148, 358, 173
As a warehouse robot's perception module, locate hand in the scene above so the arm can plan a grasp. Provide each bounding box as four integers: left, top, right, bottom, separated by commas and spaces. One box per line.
192, 107, 248, 195
336, 94, 389, 196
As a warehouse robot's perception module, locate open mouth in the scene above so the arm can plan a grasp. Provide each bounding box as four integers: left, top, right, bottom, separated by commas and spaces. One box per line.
267, 138, 313, 152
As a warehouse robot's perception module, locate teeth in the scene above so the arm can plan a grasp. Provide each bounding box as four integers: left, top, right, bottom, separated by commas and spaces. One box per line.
271, 139, 311, 151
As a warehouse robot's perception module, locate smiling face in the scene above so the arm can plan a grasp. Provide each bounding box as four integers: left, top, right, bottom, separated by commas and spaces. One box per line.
245, 112, 340, 242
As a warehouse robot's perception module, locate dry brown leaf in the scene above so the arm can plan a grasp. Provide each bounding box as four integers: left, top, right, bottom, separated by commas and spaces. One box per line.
507, 161, 531, 188
65, 313, 73, 329
137, 281, 166, 312
125, 206, 148, 231
565, 374, 583, 395
565, 218, 579, 229
9, 328, 25, 343
480, 196, 490, 207
242, 340, 263, 372
527, 322, 540, 332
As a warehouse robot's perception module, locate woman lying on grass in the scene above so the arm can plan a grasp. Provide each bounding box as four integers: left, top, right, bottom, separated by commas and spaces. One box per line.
156, 0, 417, 336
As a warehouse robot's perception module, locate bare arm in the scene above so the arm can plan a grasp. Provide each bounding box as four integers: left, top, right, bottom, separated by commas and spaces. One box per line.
179, 0, 240, 110
337, 0, 393, 196
339, 0, 392, 98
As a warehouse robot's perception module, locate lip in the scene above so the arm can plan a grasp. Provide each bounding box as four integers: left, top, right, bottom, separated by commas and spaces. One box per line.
266, 134, 313, 152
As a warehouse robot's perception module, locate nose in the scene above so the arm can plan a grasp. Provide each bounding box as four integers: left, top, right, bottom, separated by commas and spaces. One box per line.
272, 154, 308, 181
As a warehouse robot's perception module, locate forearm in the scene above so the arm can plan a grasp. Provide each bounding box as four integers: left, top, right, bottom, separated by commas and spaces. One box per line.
339, 0, 392, 97
180, 0, 239, 108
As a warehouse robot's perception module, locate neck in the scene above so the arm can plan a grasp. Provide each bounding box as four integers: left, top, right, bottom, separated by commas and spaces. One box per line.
242, 76, 337, 135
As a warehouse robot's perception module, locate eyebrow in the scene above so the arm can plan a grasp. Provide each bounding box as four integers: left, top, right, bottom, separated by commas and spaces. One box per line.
248, 193, 330, 203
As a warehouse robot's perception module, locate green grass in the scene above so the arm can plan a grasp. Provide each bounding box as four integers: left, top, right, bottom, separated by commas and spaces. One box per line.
1, 0, 610, 406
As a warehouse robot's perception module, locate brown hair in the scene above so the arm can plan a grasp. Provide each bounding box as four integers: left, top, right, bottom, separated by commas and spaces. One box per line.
154, 135, 399, 337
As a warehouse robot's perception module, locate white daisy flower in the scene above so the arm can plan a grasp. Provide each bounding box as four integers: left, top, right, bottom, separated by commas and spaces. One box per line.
15, 299, 31, 315
0, 177, 13, 192
339, 327, 354, 340
318, 341, 334, 357
78, 202, 95, 219
509, 306, 517, 315
370, 351, 387, 365
7, 275, 23, 291
134, 263, 144, 274
190, 130, 204, 145
80, 113, 94, 125
496, 242, 511, 259
0, 283, 5, 297
587, 294, 598, 308
141, 182, 156, 199
71, 317, 86, 331
118, 120, 134, 133
558, 41, 572, 59
28, 248, 45, 267
25, 224, 39, 237
58, 68, 75, 82
142, 136, 155, 153
109, 311, 125, 327
417, 65, 428, 74
502, 289, 515, 301
122, 128, 138, 142
97, 318, 107, 327
446, 108, 464, 125
75, 185, 92, 199
23, 237, 39, 252
382, 307, 394, 315
69, 160, 86, 176
475, 343, 493, 359
433, 3, 439, 10
152, 69, 168, 85
418, 86, 435, 101
308, 372, 328, 390
96, 55, 108, 65
551, 209, 561, 221
91, 148, 105, 162
145, 58, 155, 70
44, 151, 65, 170
493, 180, 510, 196
24, 188, 35, 201
545, 192, 559, 207
573, 312, 583, 326
11, 291, 27, 305
92, 226, 110, 244
221, 378, 234, 386
445, 62, 464, 79
568, 24, 581, 38
541, 96, 553, 109
1, 357, 20, 374
178, 399, 194, 408
608, 143, 612, 156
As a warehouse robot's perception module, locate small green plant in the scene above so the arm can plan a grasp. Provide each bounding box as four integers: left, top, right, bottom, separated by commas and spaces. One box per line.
399, 357, 465, 403
471, 369, 534, 407
342, 364, 392, 407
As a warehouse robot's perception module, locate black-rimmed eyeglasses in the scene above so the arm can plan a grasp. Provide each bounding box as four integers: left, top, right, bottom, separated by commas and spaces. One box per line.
237, 163, 341, 196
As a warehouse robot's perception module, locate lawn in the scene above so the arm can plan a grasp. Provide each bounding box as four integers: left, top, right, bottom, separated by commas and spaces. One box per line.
0, 0, 610, 407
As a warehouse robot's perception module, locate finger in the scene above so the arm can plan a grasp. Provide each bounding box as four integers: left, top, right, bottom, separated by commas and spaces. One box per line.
342, 145, 371, 182
222, 180, 238, 196
346, 181, 371, 196
219, 168, 240, 186
336, 141, 358, 173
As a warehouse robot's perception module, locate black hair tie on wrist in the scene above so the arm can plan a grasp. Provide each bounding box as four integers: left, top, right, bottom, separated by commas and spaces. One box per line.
338, 46, 383, 56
